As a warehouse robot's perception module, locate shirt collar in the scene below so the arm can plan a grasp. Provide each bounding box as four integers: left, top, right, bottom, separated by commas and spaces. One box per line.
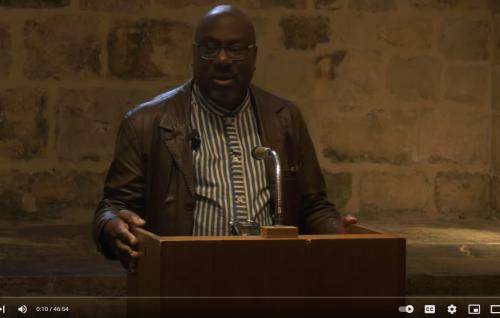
193, 82, 250, 117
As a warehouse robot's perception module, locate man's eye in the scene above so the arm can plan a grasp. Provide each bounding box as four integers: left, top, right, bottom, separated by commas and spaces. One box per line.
228, 46, 244, 52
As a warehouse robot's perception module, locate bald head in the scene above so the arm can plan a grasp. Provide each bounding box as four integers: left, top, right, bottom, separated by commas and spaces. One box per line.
195, 5, 256, 44
192, 5, 258, 110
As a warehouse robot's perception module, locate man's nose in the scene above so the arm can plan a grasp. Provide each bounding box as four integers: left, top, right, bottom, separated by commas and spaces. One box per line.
215, 48, 231, 64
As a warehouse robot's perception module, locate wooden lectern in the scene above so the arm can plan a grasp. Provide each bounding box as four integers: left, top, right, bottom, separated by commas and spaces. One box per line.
127, 225, 405, 318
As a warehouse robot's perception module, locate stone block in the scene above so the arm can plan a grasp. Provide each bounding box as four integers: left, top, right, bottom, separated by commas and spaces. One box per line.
359, 171, 429, 215
495, 14, 500, 65
323, 171, 352, 209
410, 0, 500, 11
108, 19, 192, 79
494, 67, 500, 112
24, 15, 101, 80
435, 172, 490, 216
0, 0, 69, 8
314, 49, 382, 107
80, 0, 150, 12
491, 114, 500, 173
0, 24, 11, 78
444, 65, 488, 107
255, 50, 314, 98
56, 88, 156, 162
348, 0, 395, 12
155, 0, 240, 8
387, 55, 442, 102
0, 170, 104, 220
439, 17, 491, 61
247, 0, 306, 9
314, 0, 344, 9
321, 109, 418, 164
0, 89, 48, 159
492, 175, 500, 214
418, 109, 489, 164
378, 16, 432, 50
280, 15, 329, 50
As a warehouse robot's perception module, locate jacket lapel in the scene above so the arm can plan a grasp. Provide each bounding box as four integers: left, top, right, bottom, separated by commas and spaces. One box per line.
250, 85, 287, 205
158, 81, 196, 197
251, 85, 286, 165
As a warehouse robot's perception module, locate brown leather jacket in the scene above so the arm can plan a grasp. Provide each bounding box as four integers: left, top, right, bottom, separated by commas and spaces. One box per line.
93, 80, 341, 258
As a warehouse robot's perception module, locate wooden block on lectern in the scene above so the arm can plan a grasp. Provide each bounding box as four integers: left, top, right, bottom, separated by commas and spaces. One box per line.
128, 225, 406, 318
260, 225, 298, 238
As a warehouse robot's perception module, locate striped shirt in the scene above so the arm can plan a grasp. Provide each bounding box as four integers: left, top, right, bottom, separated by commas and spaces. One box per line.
190, 84, 272, 236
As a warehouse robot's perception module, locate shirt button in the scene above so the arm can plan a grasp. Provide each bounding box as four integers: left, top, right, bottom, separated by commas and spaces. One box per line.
235, 195, 246, 205
224, 117, 235, 125
232, 156, 241, 163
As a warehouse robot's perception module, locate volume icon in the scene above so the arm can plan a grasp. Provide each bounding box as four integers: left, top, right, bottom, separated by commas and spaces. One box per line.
18, 305, 27, 314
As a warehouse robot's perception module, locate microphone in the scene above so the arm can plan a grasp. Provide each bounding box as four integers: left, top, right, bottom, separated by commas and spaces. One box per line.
190, 129, 201, 151
251, 146, 283, 225
251, 146, 273, 160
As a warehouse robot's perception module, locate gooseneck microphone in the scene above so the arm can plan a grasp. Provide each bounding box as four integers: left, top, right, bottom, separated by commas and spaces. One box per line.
252, 146, 283, 226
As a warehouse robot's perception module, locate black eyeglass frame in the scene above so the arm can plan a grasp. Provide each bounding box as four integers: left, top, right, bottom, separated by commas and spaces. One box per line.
194, 42, 257, 61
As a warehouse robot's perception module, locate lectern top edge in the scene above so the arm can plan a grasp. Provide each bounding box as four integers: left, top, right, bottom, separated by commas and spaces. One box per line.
143, 233, 404, 242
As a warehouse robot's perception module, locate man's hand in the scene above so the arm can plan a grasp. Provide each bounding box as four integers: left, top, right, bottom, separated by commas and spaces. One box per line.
102, 210, 146, 271
338, 213, 358, 233
343, 214, 357, 225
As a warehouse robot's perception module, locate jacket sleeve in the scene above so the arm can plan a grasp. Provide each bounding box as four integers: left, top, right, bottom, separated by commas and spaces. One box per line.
92, 116, 146, 259
293, 108, 342, 234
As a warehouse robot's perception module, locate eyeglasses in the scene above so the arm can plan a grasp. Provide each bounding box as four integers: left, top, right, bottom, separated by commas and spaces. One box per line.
194, 42, 256, 61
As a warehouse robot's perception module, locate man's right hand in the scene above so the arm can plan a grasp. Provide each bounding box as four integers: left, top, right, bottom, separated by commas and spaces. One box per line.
102, 210, 146, 271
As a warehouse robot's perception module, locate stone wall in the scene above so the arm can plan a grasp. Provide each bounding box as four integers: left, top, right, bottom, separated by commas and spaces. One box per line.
1, 0, 499, 226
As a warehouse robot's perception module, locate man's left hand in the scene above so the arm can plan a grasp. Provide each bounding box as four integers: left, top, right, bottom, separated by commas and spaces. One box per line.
343, 214, 357, 225
338, 214, 358, 233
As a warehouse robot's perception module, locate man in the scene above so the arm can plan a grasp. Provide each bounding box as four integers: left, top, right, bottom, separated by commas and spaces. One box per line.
93, 5, 356, 269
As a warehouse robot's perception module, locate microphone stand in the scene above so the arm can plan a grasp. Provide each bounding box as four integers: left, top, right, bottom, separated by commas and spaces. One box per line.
252, 146, 298, 238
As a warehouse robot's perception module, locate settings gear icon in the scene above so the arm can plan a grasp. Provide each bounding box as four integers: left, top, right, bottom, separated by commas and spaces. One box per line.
447, 304, 457, 314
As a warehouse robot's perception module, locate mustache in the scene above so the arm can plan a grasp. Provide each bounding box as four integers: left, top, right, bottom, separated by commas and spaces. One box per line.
211, 63, 234, 73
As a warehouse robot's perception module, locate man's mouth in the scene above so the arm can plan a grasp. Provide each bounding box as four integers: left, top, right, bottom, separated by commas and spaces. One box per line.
211, 76, 236, 87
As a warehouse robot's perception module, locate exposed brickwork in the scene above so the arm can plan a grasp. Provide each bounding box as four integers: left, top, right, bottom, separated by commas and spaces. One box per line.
444, 65, 489, 107
0, 0, 69, 8
314, 0, 344, 10
55, 88, 157, 162
108, 19, 192, 79
280, 15, 329, 50
80, 0, 150, 12
314, 50, 381, 106
321, 109, 416, 164
0, 89, 48, 160
439, 17, 491, 61
387, 55, 442, 102
247, 0, 306, 9
349, 0, 396, 12
24, 15, 101, 80
378, 17, 433, 49
0, 24, 11, 79
435, 172, 491, 217
419, 109, 489, 165
410, 0, 500, 11
360, 171, 429, 216
0, 170, 103, 220
324, 171, 352, 209
155, 0, 240, 8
